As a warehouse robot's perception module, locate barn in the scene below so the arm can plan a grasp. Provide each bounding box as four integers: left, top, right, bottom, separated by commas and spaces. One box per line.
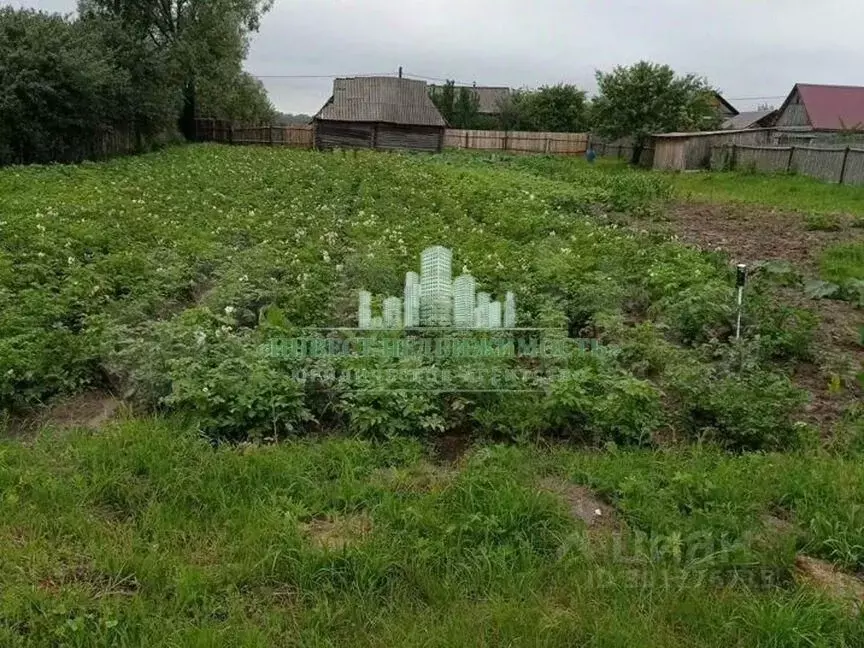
314, 77, 447, 152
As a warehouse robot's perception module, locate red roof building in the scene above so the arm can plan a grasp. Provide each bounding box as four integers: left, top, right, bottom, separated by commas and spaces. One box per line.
775, 84, 864, 131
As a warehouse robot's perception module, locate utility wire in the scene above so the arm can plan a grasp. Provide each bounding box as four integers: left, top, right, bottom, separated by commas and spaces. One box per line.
253, 72, 396, 79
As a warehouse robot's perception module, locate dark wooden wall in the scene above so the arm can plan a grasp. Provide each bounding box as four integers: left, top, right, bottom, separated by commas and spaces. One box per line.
315, 121, 444, 152
315, 121, 374, 150
376, 124, 443, 153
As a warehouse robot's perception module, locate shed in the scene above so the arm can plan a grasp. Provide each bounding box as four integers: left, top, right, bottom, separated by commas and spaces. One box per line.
775, 84, 864, 131
652, 129, 774, 171
314, 77, 447, 152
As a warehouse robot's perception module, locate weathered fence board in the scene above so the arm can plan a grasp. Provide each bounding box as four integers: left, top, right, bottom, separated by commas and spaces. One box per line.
195, 118, 313, 148
711, 144, 864, 185
444, 129, 589, 155
195, 119, 594, 157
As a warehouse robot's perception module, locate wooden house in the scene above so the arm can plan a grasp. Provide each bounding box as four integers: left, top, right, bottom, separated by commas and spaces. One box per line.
774, 84, 864, 131
314, 77, 447, 152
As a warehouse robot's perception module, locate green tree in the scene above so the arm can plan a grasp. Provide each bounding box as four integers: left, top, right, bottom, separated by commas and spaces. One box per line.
430, 81, 480, 129
83, 14, 182, 147
592, 61, 719, 164
0, 9, 130, 164
198, 71, 275, 124
276, 113, 313, 126
430, 81, 457, 125
453, 86, 480, 129
498, 85, 590, 133
79, 0, 274, 138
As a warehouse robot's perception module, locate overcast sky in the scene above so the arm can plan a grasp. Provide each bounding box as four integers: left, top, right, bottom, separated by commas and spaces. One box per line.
14, 0, 864, 114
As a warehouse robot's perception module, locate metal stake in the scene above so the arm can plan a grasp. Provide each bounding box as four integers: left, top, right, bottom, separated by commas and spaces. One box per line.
735, 264, 747, 340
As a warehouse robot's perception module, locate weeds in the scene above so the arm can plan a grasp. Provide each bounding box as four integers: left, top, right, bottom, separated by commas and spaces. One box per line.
2, 425, 864, 646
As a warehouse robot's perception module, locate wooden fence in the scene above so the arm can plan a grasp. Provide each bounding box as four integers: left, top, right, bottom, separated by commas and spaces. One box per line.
1, 128, 138, 166
194, 118, 313, 148
444, 129, 589, 155
711, 143, 864, 185
591, 139, 655, 167
195, 118, 595, 157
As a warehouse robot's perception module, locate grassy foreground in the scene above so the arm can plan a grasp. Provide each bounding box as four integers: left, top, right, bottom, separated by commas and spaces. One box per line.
1, 421, 863, 647
1, 147, 862, 645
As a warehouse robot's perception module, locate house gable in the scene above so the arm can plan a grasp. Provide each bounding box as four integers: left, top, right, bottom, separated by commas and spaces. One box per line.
775, 87, 811, 128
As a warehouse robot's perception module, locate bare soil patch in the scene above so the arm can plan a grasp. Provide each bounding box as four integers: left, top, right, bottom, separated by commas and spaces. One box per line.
4, 391, 124, 440
795, 555, 864, 616
431, 434, 474, 463
371, 461, 456, 494
300, 513, 373, 551
663, 203, 861, 271
539, 477, 622, 533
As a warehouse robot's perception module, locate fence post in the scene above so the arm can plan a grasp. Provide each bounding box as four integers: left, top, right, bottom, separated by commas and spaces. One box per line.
545, 136, 550, 154
840, 146, 851, 184
731, 144, 737, 170
269, 126, 274, 146
787, 146, 795, 172
228, 124, 234, 145
464, 130, 469, 149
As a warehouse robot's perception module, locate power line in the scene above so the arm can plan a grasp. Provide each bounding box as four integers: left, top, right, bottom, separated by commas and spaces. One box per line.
724, 95, 787, 101
403, 71, 477, 86
252, 72, 396, 79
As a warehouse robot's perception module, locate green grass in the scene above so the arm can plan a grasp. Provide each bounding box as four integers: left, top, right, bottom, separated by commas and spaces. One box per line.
669, 171, 864, 216
2, 148, 864, 645
1, 421, 863, 647
821, 243, 864, 284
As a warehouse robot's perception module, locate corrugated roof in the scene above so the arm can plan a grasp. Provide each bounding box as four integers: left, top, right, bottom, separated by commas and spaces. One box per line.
654, 128, 772, 138
315, 77, 446, 127
429, 85, 511, 114
721, 110, 776, 130
793, 84, 864, 130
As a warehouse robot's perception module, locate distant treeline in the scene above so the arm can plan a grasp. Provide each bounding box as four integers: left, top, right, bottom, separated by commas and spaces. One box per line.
430, 66, 723, 164
277, 113, 314, 126
430, 82, 592, 133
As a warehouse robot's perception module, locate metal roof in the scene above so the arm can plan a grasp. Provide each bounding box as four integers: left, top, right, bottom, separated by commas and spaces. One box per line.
315, 77, 447, 127
721, 110, 777, 130
790, 84, 864, 130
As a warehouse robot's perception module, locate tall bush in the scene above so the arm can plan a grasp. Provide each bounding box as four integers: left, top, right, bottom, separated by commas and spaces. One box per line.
0, 9, 129, 164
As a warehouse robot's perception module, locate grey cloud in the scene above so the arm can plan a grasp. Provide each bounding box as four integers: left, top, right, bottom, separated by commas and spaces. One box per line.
14, 0, 864, 113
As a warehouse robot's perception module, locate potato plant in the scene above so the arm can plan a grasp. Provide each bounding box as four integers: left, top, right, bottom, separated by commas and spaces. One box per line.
0, 146, 812, 448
